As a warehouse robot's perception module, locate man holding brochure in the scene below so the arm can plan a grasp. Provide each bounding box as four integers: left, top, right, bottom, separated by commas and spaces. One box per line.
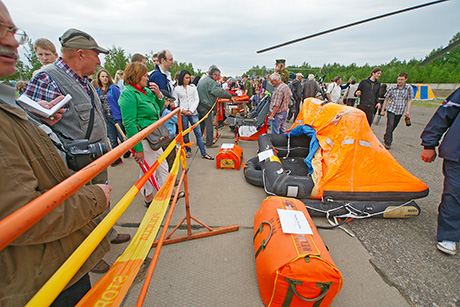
24, 28, 131, 272
0, 1, 111, 305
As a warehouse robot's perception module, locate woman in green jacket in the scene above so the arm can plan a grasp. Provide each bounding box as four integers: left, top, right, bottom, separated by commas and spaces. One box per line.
118, 63, 169, 207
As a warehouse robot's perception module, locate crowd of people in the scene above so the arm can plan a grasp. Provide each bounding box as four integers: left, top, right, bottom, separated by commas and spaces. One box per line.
0, 0, 459, 305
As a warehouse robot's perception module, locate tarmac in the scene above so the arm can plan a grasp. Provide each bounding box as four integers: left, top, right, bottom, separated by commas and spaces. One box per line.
90, 103, 460, 307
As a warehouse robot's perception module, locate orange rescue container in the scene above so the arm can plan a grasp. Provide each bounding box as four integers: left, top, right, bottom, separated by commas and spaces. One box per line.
254, 196, 343, 307
216, 143, 243, 170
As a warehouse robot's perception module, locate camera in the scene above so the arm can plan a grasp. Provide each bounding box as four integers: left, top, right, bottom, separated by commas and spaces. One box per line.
65, 139, 108, 171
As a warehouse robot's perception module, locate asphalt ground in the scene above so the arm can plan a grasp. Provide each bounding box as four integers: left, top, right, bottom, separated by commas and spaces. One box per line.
347, 105, 460, 307
91, 102, 459, 307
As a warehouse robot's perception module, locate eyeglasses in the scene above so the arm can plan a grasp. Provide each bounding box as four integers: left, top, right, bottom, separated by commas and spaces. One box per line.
0, 21, 28, 45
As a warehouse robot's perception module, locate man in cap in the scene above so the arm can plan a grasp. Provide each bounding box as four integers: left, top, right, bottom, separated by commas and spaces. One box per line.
274, 59, 289, 84
24, 28, 131, 273
242, 75, 253, 98
0, 1, 111, 304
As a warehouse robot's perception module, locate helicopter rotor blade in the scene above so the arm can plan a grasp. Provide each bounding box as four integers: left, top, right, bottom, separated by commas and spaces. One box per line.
418, 39, 460, 66
256, 0, 449, 54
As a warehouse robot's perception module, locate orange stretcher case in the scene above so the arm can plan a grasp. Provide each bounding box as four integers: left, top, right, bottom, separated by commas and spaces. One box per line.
254, 196, 343, 307
216, 144, 243, 170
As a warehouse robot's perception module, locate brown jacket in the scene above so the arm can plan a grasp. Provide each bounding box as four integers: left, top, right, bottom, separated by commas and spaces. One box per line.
0, 88, 110, 306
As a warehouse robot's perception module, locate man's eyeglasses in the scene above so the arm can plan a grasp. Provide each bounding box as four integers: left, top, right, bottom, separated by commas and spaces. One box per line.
0, 21, 28, 45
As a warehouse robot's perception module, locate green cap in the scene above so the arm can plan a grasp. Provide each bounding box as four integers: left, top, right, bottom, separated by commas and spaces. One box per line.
275, 59, 286, 64
59, 28, 109, 54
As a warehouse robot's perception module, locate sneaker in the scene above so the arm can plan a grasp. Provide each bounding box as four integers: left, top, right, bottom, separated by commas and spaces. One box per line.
111, 159, 123, 167
383, 142, 391, 149
437, 240, 457, 255
123, 151, 132, 159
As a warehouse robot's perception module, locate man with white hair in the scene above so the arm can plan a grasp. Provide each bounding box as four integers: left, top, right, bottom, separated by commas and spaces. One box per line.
268, 73, 291, 134
303, 74, 321, 100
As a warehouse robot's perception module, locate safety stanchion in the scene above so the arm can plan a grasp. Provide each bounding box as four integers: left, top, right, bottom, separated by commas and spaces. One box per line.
151, 111, 239, 247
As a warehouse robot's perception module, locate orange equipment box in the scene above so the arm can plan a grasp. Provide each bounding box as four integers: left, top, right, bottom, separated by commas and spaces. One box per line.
216, 143, 243, 170
254, 196, 343, 307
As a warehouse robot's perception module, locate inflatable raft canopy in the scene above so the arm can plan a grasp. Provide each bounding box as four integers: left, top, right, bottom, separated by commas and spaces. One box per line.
286, 98, 429, 201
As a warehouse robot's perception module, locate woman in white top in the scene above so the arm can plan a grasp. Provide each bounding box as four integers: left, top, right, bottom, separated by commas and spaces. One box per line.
175, 70, 212, 160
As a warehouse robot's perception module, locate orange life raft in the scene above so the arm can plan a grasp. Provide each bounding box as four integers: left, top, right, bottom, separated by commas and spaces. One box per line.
254, 196, 343, 307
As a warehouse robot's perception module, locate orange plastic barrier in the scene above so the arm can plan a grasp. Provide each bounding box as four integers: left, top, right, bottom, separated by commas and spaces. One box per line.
216, 144, 243, 170
0, 109, 178, 253
254, 196, 342, 307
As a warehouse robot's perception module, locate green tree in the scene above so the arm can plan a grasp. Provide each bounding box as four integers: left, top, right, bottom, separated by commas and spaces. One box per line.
24, 40, 41, 78
103, 45, 128, 77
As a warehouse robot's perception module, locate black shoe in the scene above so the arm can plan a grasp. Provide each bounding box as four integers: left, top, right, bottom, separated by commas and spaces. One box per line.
111, 159, 123, 167
123, 151, 131, 159
90, 259, 110, 274
111, 233, 131, 244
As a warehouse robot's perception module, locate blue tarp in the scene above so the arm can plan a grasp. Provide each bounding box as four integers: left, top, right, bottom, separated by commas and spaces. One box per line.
286, 125, 319, 174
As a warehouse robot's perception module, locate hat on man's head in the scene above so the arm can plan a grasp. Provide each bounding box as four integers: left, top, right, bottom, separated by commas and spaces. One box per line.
59, 29, 109, 54
296, 73, 304, 78
160, 89, 175, 101
275, 59, 286, 64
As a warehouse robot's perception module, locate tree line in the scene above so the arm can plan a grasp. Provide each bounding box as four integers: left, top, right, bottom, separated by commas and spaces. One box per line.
5, 32, 460, 84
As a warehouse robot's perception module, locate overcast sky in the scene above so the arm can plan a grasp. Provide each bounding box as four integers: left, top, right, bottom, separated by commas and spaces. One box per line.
5, 0, 460, 76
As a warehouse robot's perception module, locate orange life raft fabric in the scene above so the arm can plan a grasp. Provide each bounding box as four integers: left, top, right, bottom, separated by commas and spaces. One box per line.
254, 196, 342, 307
289, 98, 429, 200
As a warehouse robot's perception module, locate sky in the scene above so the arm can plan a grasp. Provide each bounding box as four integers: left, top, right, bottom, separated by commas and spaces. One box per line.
5, 0, 460, 77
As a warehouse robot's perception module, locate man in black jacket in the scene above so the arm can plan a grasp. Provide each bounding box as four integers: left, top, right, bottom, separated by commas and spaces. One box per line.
355, 67, 382, 126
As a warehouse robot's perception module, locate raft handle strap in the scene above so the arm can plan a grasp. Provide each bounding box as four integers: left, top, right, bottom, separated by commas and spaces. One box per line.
253, 222, 273, 258
282, 279, 332, 307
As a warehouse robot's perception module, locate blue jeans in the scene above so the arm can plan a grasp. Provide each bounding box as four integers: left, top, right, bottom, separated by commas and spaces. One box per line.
437, 159, 460, 242
197, 105, 214, 146
106, 117, 125, 150
272, 111, 287, 134
182, 114, 207, 156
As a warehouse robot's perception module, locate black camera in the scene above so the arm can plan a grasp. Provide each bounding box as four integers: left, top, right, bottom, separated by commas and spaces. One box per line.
65, 139, 108, 171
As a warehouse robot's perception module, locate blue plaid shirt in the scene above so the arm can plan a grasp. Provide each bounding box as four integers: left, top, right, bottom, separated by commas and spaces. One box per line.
24, 57, 92, 102
384, 84, 413, 115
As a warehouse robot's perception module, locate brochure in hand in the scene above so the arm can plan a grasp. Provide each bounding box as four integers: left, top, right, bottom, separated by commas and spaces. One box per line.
17, 94, 72, 118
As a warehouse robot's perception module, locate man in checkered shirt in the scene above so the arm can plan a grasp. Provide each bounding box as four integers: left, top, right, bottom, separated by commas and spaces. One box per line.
380, 72, 413, 149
